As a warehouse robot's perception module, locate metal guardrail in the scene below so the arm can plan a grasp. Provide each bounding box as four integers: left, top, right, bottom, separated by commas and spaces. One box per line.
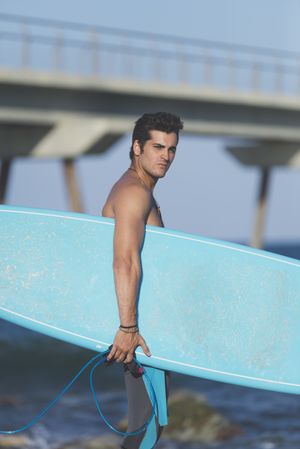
0, 12, 300, 95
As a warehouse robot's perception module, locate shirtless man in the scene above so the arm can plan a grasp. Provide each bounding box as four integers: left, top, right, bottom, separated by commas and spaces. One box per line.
102, 112, 184, 449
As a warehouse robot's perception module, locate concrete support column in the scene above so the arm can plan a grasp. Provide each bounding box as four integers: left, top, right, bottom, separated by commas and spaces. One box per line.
0, 159, 12, 204
226, 142, 300, 249
251, 167, 270, 249
63, 158, 83, 213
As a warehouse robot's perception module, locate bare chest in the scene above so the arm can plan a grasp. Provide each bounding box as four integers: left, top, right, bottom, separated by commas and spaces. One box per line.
147, 203, 164, 227
102, 198, 164, 228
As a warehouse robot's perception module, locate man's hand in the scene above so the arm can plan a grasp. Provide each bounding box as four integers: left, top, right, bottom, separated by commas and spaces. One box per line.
107, 330, 151, 364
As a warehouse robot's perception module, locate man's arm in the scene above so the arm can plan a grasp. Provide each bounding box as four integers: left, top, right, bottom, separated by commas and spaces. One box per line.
107, 186, 152, 364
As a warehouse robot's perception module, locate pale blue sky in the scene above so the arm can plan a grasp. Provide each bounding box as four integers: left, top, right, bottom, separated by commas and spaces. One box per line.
1, 0, 300, 244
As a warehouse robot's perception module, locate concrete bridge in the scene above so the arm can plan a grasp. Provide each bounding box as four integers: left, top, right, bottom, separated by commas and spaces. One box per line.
1, 13, 300, 246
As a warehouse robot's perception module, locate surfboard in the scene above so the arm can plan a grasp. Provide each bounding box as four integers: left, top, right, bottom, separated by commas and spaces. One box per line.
0, 205, 300, 395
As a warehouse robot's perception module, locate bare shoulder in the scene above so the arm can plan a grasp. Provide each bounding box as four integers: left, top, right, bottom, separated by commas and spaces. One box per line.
102, 171, 152, 221
114, 180, 152, 219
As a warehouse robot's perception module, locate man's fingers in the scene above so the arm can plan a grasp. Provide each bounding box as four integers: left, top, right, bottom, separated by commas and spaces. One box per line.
107, 344, 130, 363
107, 345, 117, 360
139, 336, 151, 357
124, 352, 134, 364
107, 346, 122, 361
116, 353, 127, 363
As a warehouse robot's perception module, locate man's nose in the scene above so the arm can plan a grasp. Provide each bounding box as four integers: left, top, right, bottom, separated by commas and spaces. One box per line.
161, 149, 169, 161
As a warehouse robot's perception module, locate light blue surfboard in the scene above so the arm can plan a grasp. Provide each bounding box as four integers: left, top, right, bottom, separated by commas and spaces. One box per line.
0, 205, 300, 394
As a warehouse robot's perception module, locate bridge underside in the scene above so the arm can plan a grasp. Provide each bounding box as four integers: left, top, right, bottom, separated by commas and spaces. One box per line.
1, 70, 300, 247
2, 70, 300, 158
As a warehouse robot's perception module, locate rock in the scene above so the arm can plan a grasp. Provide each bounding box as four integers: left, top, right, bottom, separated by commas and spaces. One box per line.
118, 388, 241, 444
164, 389, 241, 443
0, 435, 30, 448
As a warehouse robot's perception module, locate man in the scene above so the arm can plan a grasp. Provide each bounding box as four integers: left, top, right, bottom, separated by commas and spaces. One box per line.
102, 112, 184, 449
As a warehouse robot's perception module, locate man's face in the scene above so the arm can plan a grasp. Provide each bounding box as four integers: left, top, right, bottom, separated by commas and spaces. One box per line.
133, 130, 178, 179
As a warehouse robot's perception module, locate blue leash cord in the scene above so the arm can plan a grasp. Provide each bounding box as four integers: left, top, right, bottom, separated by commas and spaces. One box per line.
90, 357, 157, 436
0, 350, 157, 437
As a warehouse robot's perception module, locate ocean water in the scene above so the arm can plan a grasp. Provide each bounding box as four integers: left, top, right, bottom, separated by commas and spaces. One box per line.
0, 244, 300, 449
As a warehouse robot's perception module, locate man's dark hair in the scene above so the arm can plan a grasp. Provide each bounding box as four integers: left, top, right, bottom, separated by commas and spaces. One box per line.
130, 112, 184, 160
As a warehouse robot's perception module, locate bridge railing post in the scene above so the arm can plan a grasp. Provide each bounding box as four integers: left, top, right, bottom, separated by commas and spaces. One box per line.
121, 33, 130, 79
178, 43, 188, 84
90, 28, 100, 76
203, 51, 213, 86
251, 61, 261, 91
54, 30, 64, 72
21, 19, 30, 69
228, 52, 237, 90
275, 62, 284, 93
106, 43, 113, 79
153, 41, 162, 82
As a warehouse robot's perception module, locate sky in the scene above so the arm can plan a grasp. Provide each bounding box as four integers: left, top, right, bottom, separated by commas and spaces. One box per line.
1, 0, 300, 244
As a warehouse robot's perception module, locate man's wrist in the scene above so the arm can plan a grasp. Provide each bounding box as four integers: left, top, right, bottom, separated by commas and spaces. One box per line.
119, 324, 139, 334
120, 324, 137, 329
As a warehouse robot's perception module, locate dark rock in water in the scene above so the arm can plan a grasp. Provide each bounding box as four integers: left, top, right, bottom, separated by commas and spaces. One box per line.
164, 389, 241, 443
56, 434, 121, 449
118, 388, 241, 444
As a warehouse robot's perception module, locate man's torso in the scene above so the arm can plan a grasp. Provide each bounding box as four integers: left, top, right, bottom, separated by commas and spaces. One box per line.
102, 169, 164, 228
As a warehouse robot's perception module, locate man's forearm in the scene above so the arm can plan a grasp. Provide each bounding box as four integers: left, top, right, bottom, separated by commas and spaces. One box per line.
113, 259, 141, 326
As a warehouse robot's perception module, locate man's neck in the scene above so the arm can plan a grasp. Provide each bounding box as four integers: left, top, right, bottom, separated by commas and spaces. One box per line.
129, 165, 157, 191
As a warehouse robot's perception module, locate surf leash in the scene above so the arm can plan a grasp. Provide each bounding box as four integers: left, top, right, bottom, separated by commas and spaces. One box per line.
0, 348, 157, 437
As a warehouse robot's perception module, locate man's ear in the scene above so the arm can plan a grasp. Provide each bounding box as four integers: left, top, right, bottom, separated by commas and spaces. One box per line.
133, 140, 142, 157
